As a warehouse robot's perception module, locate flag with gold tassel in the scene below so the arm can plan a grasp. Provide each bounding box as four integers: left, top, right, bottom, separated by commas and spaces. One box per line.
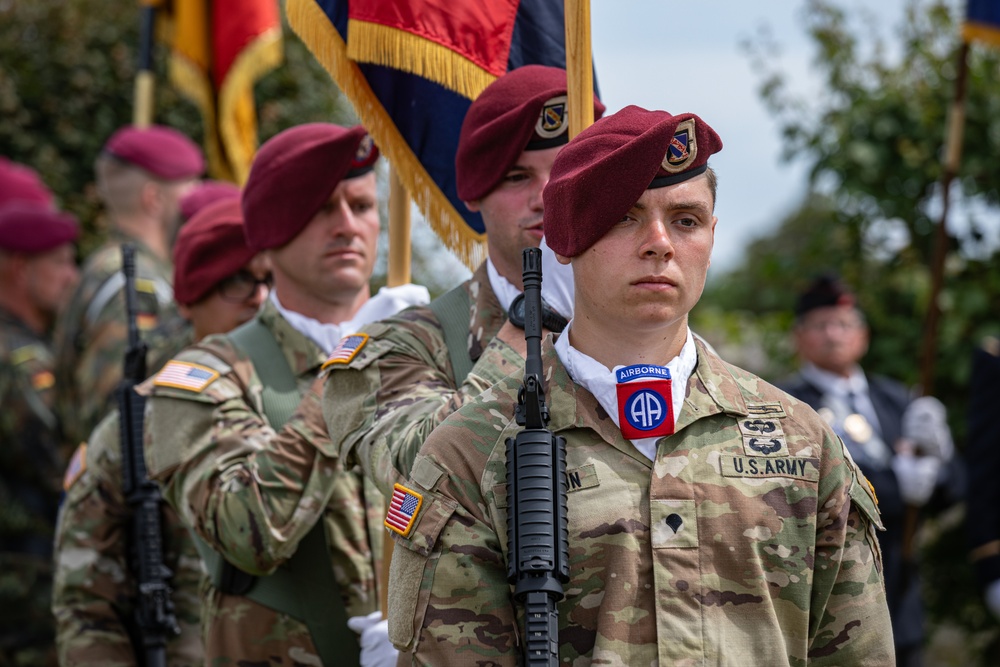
153, 0, 282, 183
964, 0, 1000, 46
285, 0, 573, 270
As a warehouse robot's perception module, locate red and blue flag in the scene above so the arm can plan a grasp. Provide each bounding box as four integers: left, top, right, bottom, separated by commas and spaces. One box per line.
285, 0, 593, 269
965, 0, 1000, 46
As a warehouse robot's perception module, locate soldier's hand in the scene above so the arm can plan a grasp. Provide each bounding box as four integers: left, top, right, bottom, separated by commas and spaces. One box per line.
347, 610, 398, 666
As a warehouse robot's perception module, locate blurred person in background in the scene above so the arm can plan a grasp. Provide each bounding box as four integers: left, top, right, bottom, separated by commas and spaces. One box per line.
778, 273, 964, 667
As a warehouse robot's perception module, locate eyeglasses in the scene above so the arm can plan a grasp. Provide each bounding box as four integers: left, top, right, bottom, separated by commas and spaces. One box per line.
217, 271, 273, 303
800, 318, 864, 333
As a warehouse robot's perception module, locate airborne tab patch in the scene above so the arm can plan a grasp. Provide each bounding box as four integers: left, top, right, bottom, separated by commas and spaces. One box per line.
385, 483, 423, 538
322, 333, 369, 370
154, 360, 219, 393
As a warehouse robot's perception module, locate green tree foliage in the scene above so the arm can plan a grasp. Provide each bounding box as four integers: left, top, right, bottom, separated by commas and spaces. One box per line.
696, 1, 1000, 660
0, 0, 466, 291
0, 0, 353, 255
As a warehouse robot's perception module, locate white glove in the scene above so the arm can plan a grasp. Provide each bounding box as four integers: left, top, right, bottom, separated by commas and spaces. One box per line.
539, 236, 574, 321
986, 580, 1000, 621
900, 396, 954, 460
347, 611, 398, 667
891, 452, 941, 506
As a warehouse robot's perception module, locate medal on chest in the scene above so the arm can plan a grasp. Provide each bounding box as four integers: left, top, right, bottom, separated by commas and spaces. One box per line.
615, 364, 675, 440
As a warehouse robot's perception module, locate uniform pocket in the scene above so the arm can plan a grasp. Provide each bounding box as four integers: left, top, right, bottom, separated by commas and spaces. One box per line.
386, 491, 457, 650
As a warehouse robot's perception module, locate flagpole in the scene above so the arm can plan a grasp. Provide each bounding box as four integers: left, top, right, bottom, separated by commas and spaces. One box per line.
387, 168, 412, 287
919, 41, 969, 396
133, 4, 157, 128
564, 0, 593, 139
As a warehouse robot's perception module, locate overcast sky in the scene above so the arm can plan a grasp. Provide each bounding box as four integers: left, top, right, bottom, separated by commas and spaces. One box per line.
588, 0, 909, 273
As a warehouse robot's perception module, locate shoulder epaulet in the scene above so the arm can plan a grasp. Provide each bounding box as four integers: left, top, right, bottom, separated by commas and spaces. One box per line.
322, 333, 369, 370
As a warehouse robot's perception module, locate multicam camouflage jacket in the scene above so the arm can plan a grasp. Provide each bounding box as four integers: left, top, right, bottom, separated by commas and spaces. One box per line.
143, 300, 381, 665
325, 262, 524, 497
0, 307, 62, 664
387, 336, 894, 666
53, 408, 203, 667
52, 234, 175, 450
53, 316, 199, 666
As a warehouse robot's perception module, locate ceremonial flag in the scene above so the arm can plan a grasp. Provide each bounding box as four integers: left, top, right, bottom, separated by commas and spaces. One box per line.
286, 0, 584, 269
964, 0, 1000, 46
155, 0, 283, 183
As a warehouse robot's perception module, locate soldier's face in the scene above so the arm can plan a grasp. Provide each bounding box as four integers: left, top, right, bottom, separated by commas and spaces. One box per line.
564, 174, 716, 335
270, 172, 380, 306
184, 254, 272, 340
465, 145, 560, 290
24, 244, 79, 319
794, 306, 869, 375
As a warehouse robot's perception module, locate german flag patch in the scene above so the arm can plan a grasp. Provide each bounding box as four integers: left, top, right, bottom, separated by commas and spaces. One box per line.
385, 483, 423, 538
321, 333, 369, 370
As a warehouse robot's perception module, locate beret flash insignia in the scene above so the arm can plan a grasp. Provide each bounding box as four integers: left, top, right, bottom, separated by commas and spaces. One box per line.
535, 95, 569, 139
662, 118, 698, 173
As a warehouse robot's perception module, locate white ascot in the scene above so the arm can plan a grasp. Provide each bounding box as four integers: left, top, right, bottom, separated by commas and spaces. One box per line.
485, 237, 576, 320
271, 284, 430, 355
555, 326, 698, 461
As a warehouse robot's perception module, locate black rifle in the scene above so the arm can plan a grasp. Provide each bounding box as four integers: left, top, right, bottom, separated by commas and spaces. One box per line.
117, 244, 179, 667
505, 247, 570, 666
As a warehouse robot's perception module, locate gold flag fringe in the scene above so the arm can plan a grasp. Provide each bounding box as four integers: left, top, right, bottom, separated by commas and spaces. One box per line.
218, 27, 283, 184
168, 56, 236, 182
963, 22, 1000, 47
286, 0, 487, 271
346, 19, 497, 102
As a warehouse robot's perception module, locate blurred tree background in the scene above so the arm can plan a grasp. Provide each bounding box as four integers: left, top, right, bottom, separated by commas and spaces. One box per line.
0, 0, 468, 295
692, 0, 1000, 663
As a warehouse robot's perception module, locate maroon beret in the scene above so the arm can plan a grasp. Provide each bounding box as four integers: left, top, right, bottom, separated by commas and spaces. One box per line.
180, 180, 241, 222
103, 125, 205, 180
456, 65, 606, 202
543, 105, 723, 257
795, 273, 857, 317
0, 158, 54, 208
173, 198, 257, 306
0, 202, 79, 253
242, 123, 378, 251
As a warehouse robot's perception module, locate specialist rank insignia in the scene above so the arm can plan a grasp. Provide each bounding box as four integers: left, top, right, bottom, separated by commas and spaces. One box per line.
321, 333, 369, 370
385, 483, 424, 538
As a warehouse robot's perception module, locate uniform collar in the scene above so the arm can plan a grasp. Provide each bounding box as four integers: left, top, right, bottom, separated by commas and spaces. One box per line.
799, 361, 869, 398
543, 334, 751, 464
465, 261, 508, 362
258, 298, 328, 376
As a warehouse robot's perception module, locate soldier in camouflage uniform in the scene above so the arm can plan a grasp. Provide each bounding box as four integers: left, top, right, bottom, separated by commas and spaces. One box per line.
143, 124, 428, 666
0, 196, 80, 666
53, 196, 267, 667
385, 106, 894, 665
325, 65, 605, 497
52, 125, 204, 450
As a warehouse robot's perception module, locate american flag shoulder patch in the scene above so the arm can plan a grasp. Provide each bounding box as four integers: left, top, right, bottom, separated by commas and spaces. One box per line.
385, 483, 424, 538
63, 443, 87, 491
153, 360, 220, 393
321, 333, 369, 370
